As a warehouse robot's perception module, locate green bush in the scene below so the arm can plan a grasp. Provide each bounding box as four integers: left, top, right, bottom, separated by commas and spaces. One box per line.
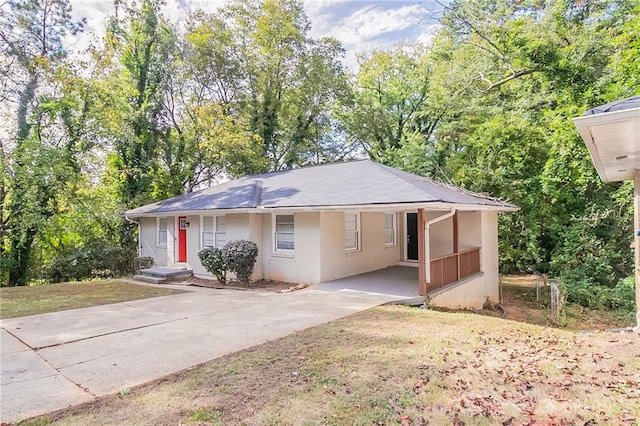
41, 245, 137, 283
561, 274, 635, 312
198, 247, 227, 284
223, 240, 259, 284
134, 256, 154, 271
612, 276, 635, 311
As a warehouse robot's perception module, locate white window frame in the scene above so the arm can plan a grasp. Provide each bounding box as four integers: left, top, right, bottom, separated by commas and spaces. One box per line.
384, 213, 397, 247
345, 212, 361, 252
201, 215, 226, 249
157, 217, 168, 246
273, 214, 295, 253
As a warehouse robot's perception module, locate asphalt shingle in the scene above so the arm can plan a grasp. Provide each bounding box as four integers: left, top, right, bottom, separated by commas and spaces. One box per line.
125, 160, 514, 215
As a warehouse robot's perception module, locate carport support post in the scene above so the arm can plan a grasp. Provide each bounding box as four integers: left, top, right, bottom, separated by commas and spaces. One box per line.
635, 170, 640, 329
418, 208, 427, 296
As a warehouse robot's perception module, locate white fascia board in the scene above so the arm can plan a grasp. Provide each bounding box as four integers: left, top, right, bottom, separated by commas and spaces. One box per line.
123, 208, 255, 218
260, 202, 518, 213
124, 203, 519, 218
572, 107, 640, 127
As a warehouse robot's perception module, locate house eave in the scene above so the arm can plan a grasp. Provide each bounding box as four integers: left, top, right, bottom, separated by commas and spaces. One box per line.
572, 106, 640, 183
124, 202, 517, 218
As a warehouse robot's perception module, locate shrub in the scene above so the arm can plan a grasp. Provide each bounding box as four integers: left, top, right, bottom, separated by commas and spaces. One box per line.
41, 245, 137, 283
561, 274, 635, 312
198, 247, 227, 284
135, 256, 154, 272
222, 240, 258, 284
612, 276, 635, 311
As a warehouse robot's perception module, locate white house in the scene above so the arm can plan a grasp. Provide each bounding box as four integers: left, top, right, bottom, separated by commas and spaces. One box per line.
125, 160, 517, 308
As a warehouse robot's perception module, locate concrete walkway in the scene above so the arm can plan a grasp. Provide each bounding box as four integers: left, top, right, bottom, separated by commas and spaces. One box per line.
0, 287, 398, 424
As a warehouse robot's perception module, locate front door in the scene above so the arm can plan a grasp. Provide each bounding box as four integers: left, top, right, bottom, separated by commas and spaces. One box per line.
178, 216, 188, 262
406, 213, 418, 261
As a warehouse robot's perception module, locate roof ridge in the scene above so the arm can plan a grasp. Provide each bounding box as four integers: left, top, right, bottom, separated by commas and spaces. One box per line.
368, 161, 445, 196
244, 159, 368, 180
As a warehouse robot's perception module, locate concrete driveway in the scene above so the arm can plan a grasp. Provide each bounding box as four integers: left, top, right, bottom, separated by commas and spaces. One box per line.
0, 286, 399, 424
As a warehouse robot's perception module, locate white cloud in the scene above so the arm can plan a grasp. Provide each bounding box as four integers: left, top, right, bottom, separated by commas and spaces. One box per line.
339, 4, 425, 43
305, 0, 348, 16
309, 3, 430, 70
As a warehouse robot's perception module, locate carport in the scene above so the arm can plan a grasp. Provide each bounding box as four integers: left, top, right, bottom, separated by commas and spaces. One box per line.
315, 266, 421, 301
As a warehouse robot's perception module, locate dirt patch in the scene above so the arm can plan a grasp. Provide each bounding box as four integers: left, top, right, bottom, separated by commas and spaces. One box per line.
26, 306, 639, 426
174, 276, 302, 293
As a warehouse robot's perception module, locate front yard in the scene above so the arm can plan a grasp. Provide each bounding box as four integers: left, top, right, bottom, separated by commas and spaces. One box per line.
0, 280, 184, 319
23, 305, 639, 426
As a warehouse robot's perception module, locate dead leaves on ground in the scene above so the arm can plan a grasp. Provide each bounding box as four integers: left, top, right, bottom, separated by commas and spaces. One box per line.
395, 327, 640, 425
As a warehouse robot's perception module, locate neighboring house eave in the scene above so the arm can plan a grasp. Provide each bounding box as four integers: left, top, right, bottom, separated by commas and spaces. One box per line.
573, 106, 640, 182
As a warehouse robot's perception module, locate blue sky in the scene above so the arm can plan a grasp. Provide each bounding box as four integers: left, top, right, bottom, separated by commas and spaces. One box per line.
67, 0, 446, 69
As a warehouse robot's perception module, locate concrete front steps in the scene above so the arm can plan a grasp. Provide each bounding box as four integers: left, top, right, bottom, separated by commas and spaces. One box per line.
133, 267, 193, 284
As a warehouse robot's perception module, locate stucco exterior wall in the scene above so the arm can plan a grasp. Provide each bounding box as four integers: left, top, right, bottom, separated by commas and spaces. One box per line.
429, 210, 500, 309
139, 217, 171, 266
261, 212, 322, 284
190, 213, 264, 280
320, 211, 400, 282
426, 211, 454, 258
458, 211, 482, 250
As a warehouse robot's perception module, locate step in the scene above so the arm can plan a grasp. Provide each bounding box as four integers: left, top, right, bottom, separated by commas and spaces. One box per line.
133, 274, 167, 284
139, 268, 193, 279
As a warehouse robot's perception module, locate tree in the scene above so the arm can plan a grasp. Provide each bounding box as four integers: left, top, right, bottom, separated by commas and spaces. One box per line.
0, 0, 85, 285
102, 0, 175, 208
341, 45, 439, 172
188, 0, 351, 172
422, 0, 638, 286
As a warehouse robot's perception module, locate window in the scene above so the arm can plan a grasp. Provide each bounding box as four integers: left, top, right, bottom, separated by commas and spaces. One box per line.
384, 213, 397, 246
345, 213, 360, 251
274, 214, 295, 252
158, 218, 168, 245
202, 216, 226, 248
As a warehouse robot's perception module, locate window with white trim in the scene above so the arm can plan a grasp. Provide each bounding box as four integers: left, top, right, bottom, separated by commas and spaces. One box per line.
202, 216, 226, 248
274, 214, 295, 252
384, 213, 397, 246
345, 213, 360, 251
158, 218, 168, 246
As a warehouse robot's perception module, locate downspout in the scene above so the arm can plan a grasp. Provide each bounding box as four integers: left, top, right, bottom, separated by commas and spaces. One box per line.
424, 208, 457, 288
124, 215, 141, 257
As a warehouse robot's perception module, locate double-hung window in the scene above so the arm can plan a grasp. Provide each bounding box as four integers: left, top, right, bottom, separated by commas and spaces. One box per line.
202, 216, 226, 248
345, 213, 360, 251
274, 214, 295, 252
158, 218, 168, 246
384, 213, 397, 246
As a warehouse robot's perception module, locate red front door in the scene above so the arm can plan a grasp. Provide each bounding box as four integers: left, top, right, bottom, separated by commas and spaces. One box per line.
178, 216, 187, 262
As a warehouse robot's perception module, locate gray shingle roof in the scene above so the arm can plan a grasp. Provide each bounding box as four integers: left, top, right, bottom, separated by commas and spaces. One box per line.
125, 160, 516, 215
583, 95, 640, 115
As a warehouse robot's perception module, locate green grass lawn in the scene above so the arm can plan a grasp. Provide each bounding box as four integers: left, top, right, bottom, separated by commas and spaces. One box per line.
0, 280, 185, 319
22, 306, 639, 426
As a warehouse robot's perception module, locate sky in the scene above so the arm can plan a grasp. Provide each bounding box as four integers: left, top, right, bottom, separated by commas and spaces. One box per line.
67, 0, 447, 70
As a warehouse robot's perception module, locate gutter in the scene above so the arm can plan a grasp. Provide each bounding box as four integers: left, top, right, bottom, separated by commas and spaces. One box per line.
424, 208, 457, 285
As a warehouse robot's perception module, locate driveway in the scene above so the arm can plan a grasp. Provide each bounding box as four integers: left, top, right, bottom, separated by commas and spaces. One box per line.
0, 286, 399, 424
